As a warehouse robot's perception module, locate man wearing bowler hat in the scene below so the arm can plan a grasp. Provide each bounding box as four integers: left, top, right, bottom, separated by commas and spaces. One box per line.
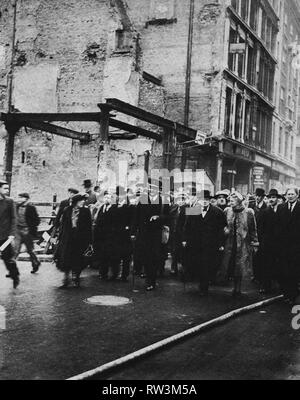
83, 179, 97, 207
258, 189, 282, 294
183, 190, 226, 296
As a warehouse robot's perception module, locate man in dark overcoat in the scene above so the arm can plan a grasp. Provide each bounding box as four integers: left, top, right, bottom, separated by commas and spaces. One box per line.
132, 181, 169, 291
93, 191, 119, 280
253, 188, 267, 281
114, 187, 135, 282
169, 191, 189, 276
183, 190, 226, 296
277, 187, 300, 304
0, 180, 20, 288
258, 189, 282, 294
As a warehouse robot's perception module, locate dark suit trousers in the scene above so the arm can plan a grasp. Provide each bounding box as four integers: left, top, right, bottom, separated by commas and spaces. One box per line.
15, 228, 40, 268
0, 239, 19, 278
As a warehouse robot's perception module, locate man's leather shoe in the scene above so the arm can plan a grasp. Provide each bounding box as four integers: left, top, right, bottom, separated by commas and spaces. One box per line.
13, 276, 20, 289
31, 262, 41, 274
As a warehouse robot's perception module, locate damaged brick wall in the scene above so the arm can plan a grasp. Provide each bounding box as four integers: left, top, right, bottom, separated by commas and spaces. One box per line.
125, 0, 227, 135
0, 0, 150, 201
0, 0, 228, 200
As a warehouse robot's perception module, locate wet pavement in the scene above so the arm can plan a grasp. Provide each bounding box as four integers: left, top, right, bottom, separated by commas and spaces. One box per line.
107, 303, 299, 380
0, 259, 285, 380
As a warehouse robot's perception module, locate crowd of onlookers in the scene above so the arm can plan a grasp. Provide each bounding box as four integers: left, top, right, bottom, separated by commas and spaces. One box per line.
1, 177, 300, 306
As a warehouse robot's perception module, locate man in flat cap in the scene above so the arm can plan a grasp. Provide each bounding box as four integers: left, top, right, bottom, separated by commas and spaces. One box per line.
0, 180, 20, 288
15, 192, 41, 274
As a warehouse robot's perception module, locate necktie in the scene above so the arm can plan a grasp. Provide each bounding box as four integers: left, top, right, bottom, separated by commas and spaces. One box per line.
203, 206, 208, 212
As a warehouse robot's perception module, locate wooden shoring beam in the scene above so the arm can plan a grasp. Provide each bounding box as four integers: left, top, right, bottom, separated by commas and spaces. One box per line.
109, 118, 162, 142
23, 121, 91, 142
0, 112, 101, 123
104, 98, 196, 140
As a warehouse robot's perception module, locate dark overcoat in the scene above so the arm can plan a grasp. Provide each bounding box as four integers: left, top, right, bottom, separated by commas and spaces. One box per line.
115, 204, 135, 259
183, 205, 226, 280
253, 202, 268, 279
258, 206, 282, 281
93, 204, 119, 263
277, 201, 300, 279
55, 206, 92, 274
133, 196, 169, 263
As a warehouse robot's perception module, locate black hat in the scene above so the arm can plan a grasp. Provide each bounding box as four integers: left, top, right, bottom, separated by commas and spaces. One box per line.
68, 188, 79, 195
200, 190, 211, 200
83, 179, 93, 188
71, 193, 88, 205
18, 192, 30, 199
255, 188, 265, 197
267, 189, 279, 198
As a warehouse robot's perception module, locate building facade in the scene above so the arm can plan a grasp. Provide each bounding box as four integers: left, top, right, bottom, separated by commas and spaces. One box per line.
272, 0, 300, 193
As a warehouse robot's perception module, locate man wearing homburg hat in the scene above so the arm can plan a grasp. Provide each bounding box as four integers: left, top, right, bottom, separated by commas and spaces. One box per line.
183, 190, 226, 296
258, 189, 282, 294
0, 180, 20, 288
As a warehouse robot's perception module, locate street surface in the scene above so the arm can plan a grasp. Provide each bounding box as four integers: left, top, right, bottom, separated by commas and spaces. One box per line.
0, 260, 296, 380
106, 303, 300, 380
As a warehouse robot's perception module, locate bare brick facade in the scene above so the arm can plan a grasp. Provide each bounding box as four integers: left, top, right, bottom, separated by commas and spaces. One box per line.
0, 0, 298, 200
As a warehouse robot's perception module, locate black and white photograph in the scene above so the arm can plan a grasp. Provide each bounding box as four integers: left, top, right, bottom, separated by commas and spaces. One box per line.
0, 0, 300, 385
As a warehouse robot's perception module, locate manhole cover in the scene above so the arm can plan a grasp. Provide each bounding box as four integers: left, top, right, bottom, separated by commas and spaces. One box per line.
84, 296, 132, 306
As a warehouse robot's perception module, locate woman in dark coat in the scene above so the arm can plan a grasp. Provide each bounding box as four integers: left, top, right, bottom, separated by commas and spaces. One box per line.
54, 194, 92, 288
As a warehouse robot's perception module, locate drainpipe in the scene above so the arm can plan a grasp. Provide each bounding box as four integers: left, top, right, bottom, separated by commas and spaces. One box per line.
3, 0, 18, 189
7, 0, 17, 112
182, 0, 195, 170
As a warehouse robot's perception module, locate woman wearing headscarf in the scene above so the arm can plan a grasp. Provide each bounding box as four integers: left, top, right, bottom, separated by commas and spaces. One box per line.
54, 193, 92, 288
221, 192, 259, 297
